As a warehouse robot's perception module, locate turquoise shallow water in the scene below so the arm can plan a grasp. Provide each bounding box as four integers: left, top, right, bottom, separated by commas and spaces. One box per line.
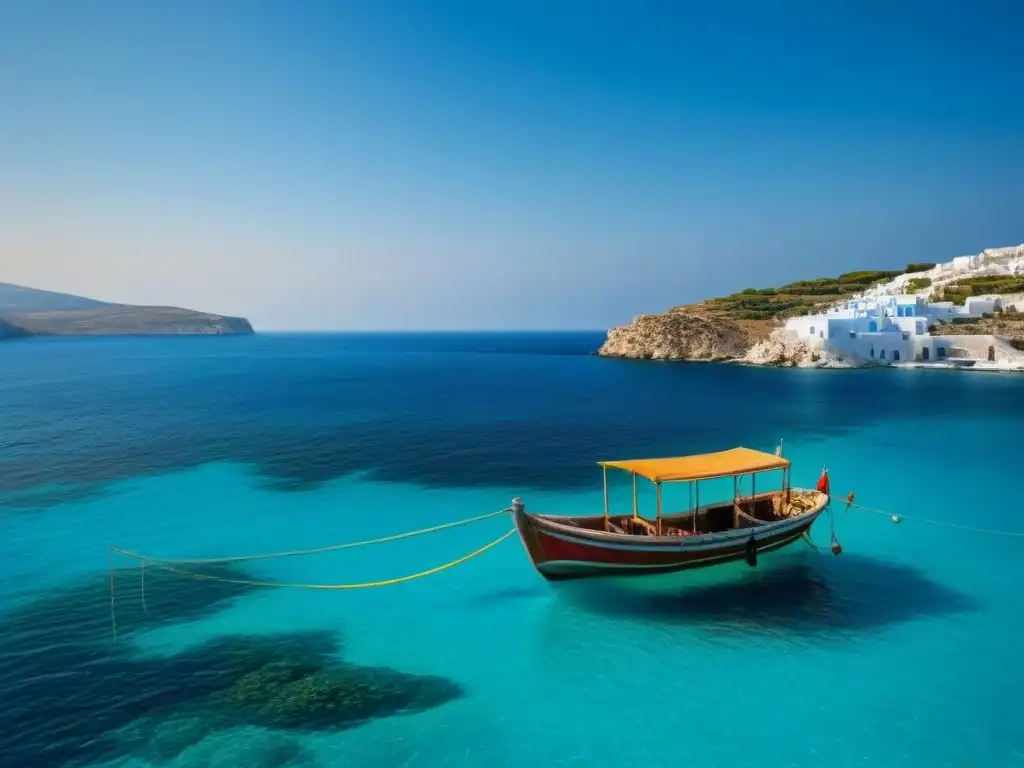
2, 333, 1024, 767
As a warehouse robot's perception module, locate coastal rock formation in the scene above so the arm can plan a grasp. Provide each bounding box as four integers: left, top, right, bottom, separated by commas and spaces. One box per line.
6, 306, 255, 336
598, 311, 755, 361
742, 331, 857, 368
0, 282, 254, 338
597, 243, 1024, 370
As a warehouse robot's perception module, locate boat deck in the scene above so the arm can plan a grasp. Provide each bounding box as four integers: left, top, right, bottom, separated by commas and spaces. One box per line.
541, 490, 821, 539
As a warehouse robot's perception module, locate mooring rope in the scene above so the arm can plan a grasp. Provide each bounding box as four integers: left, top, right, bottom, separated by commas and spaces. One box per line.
145, 527, 517, 591
108, 507, 517, 636
110, 506, 513, 565
845, 498, 1024, 538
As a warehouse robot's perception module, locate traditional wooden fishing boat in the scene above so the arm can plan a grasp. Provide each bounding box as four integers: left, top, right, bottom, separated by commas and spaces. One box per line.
512, 446, 831, 581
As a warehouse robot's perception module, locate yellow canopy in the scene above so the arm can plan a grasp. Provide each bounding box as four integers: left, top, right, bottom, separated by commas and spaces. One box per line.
599, 447, 789, 483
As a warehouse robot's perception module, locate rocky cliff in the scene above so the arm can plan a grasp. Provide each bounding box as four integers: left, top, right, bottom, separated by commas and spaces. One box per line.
597, 311, 758, 361
742, 331, 856, 368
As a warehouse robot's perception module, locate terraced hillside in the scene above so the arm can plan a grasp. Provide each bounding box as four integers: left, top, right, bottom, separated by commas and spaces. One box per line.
687, 263, 935, 321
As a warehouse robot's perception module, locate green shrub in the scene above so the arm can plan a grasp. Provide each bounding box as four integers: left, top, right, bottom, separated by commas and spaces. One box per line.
836, 270, 901, 283
905, 262, 936, 273
907, 277, 932, 292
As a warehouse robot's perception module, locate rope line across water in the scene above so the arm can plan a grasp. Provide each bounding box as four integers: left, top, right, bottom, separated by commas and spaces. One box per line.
845, 499, 1024, 538
148, 527, 518, 590
107, 506, 517, 635
111, 506, 513, 565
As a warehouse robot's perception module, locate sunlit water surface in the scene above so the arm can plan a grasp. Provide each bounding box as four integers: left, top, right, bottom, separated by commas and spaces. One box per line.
1, 333, 1022, 767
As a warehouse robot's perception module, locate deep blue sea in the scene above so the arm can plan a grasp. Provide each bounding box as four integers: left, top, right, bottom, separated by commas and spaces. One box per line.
2, 332, 1024, 768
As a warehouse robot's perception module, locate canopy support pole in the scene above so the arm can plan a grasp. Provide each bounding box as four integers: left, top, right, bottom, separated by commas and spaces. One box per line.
693, 480, 699, 534
603, 465, 609, 531
751, 473, 757, 522
733, 475, 740, 528
632, 472, 638, 521
656, 481, 662, 536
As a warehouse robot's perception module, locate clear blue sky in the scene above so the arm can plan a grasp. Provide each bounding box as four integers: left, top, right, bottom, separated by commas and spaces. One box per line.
1, 0, 1021, 330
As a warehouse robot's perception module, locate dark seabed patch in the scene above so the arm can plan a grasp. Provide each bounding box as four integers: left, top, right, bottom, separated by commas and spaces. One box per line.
0, 565, 463, 768
0, 482, 116, 510
549, 554, 977, 638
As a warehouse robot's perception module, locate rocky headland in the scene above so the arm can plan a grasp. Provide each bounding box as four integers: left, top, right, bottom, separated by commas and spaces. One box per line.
597, 245, 1024, 368
597, 267, 904, 364
0, 282, 254, 339
597, 311, 757, 361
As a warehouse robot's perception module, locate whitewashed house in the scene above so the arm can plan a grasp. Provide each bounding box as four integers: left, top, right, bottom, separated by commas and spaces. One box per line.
782, 291, 1000, 364
778, 244, 1024, 366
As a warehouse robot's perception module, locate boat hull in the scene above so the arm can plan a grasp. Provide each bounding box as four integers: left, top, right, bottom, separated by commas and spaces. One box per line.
512, 493, 826, 581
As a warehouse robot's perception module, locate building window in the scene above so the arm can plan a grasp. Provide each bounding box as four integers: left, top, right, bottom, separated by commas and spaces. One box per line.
870, 346, 875, 358
880, 349, 887, 359
809, 326, 815, 335
868, 320, 877, 332
988, 345, 996, 362
849, 330, 856, 339
922, 347, 930, 361
937, 347, 946, 359
820, 331, 824, 338
893, 350, 900, 361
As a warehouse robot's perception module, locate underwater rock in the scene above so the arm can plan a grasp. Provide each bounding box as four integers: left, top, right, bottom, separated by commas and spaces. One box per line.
213, 656, 464, 730
114, 714, 217, 763
175, 727, 313, 768
0, 567, 464, 768
0, 564, 260, 768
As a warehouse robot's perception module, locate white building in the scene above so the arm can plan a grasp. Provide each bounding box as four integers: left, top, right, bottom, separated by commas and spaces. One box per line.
779, 244, 1024, 366
782, 292, 1002, 364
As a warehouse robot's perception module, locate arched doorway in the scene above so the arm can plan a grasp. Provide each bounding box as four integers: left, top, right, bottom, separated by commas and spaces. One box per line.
922, 347, 930, 361
868, 320, 877, 332
893, 350, 900, 361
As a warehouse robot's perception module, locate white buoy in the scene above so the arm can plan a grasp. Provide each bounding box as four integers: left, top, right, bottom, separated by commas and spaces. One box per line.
892, 514, 902, 524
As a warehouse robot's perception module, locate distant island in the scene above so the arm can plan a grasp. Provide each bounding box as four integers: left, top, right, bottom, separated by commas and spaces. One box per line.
0, 283, 254, 339
599, 243, 1024, 371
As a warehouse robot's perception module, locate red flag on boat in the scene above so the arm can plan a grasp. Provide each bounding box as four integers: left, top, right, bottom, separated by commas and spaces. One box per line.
816, 468, 830, 496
